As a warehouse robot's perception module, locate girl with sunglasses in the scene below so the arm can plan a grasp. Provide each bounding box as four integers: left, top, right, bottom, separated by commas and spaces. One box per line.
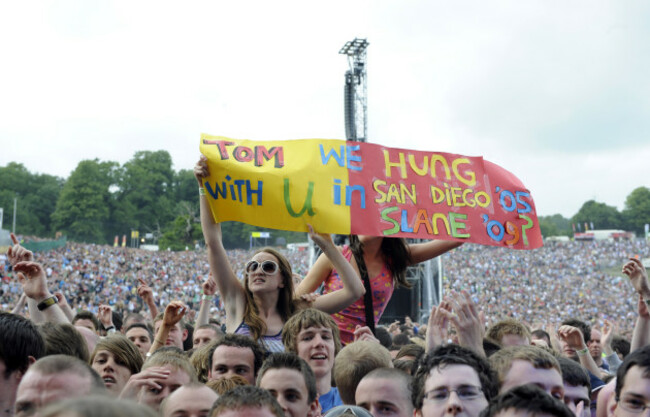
195, 157, 365, 353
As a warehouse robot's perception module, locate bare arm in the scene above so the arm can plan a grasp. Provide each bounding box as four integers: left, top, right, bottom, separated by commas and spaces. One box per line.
624, 259, 650, 352
14, 261, 69, 324
296, 253, 332, 296
196, 157, 246, 331
7, 233, 45, 321
408, 240, 463, 265
309, 227, 365, 314
446, 291, 486, 357
54, 292, 75, 321
196, 275, 217, 328
426, 300, 450, 352
632, 296, 650, 352
11, 293, 27, 315
558, 325, 602, 377
137, 278, 159, 320
149, 302, 187, 354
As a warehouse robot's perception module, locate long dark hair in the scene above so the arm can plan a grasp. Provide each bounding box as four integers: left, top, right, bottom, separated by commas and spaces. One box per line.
349, 236, 412, 288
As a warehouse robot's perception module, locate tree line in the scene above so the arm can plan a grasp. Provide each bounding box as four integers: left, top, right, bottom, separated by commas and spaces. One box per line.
535, 189, 650, 238
0, 151, 304, 250
1, 152, 649, 248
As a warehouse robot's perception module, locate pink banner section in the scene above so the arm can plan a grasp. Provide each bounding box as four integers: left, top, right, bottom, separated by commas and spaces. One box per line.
346, 142, 542, 249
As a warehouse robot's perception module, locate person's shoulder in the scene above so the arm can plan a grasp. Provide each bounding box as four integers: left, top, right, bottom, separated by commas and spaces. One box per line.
319, 387, 343, 413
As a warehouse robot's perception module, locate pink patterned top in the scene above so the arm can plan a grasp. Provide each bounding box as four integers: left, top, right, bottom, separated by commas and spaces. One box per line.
323, 245, 394, 345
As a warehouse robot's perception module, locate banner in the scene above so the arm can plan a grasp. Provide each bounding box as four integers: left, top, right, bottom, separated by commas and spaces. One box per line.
200, 134, 543, 249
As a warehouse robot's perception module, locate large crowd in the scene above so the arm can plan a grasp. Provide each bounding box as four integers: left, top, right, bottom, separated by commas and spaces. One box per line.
0, 241, 311, 322
444, 238, 649, 337
2, 237, 647, 337
2, 234, 650, 417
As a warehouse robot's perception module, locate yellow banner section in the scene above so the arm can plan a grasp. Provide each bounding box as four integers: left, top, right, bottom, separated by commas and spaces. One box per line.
200, 134, 351, 234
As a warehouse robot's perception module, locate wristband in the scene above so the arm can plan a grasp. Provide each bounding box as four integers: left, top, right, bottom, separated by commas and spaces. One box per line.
105, 326, 116, 333
202, 294, 213, 301
199, 187, 206, 196
576, 347, 589, 356
37, 296, 58, 311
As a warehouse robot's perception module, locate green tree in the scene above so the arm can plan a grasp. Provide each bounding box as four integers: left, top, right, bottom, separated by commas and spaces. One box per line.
623, 187, 650, 235
538, 214, 571, 237
174, 169, 199, 204
158, 202, 202, 251
51, 159, 118, 243
0, 163, 63, 236
118, 151, 176, 233
572, 200, 623, 230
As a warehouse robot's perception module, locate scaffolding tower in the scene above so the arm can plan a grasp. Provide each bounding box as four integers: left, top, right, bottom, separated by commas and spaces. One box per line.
339, 38, 369, 143
307, 39, 442, 323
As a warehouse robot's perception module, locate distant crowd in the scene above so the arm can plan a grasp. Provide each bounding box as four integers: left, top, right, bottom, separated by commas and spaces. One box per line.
2, 237, 647, 336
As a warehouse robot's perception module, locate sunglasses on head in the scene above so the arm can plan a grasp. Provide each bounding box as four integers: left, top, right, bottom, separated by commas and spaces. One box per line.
245, 260, 279, 275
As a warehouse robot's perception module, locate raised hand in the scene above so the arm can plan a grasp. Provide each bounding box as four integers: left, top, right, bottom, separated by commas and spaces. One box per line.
194, 155, 209, 186
299, 292, 321, 304
202, 274, 217, 296
162, 301, 187, 328
623, 258, 650, 297
426, 300, 450, 351
137, 278, 155, 304
446, 291, 485, 356
54, 291, 69, 308
13, 261, 50, 301
307, 224, 334, 249
7, 233, 33, 266
557, 325, 587, 351
98, 304, 114, 328
353, 325, 380, 343
601, 319, 616, 352
119, 366, 171, 400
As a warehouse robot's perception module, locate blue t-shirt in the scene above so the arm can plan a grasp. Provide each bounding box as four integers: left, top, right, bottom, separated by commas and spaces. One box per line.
319, 387, 343, 413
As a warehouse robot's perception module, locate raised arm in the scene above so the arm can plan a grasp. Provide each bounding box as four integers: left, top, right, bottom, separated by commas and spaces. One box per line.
623, 258, 650, 352
600, 319, 622, 373
195, 156, 246, 330
14, 261, 69, 324
136, 278, 159, 320
296, 253, 332, 296
408, 240, 464, 265
149, 301, 187, 355
308, 226, 365, 314
196, 273, 218, 328
11, 293, 27, 315
54, 291, 75, 321
557, 325, 603, 377
632, 295, 650, 352
426, 300, 450, 352
7, 233, 45, 322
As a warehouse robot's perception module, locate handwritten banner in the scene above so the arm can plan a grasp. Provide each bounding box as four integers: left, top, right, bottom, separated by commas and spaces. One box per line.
199, 134, 543, 249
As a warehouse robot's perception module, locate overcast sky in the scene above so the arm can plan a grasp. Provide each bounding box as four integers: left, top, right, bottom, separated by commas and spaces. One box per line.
1, 1, 648, 218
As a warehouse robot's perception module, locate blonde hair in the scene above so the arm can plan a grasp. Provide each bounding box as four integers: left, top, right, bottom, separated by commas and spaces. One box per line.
143, 350, 198, 382
488, 345, 561, 389
486, 319, 531, 346
333, 341, 393, 404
